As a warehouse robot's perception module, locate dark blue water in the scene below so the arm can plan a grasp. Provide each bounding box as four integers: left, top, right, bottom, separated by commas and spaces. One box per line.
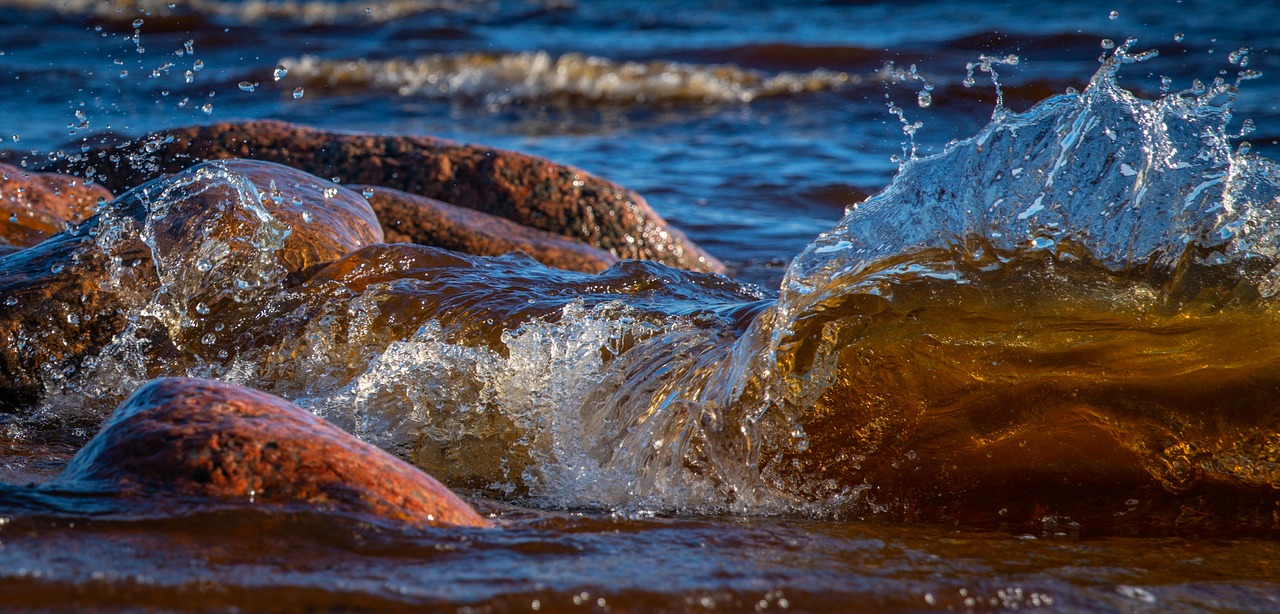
4, 0, 1279, 286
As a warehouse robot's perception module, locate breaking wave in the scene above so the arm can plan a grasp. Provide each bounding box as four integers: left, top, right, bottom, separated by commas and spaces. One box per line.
15, 43, 1280, 521
277, 51, 859, 105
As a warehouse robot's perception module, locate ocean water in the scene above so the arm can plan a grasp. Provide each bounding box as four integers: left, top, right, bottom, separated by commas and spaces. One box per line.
3, 0, 1280, 610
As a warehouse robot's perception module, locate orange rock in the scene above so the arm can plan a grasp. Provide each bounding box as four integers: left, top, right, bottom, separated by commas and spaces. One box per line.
47, 121, 724, 273
57, 377, 486, 528
0, 159, 383, 411
0, 162, 113, 247
366, 186, 619, 273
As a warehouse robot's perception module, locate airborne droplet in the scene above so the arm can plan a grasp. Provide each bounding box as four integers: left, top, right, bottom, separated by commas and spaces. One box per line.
292, 87, 305, 99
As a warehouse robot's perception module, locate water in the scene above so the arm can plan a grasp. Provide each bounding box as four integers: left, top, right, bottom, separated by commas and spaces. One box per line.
4, 0, 1280, 610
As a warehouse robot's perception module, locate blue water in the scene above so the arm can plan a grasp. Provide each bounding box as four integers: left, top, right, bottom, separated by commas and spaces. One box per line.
4, 0, 1279, 286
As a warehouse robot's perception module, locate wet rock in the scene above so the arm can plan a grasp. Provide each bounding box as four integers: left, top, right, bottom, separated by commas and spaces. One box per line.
47, 121, 724, 273
365, 186, 619, 273
56, 377, 486, 528
0, 162, 113, 247
0, 159, 382, 412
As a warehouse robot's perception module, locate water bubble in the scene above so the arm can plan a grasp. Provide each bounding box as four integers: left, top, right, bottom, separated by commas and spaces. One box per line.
1108, 10, 1118, 19
195, 302, 210, 315
273, 65, 287, 81
132, 18, 144, 28
362, 187, 374, 198
201, 333, 216, 345
292, 87, 305, 99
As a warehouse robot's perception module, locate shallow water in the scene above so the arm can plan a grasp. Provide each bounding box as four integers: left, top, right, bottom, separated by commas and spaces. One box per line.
4, 0, 1280, 611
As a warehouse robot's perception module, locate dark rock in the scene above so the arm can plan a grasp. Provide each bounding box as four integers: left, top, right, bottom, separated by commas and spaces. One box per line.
56, 377, 486, 528
46, 121, 724, 273
365, 186, 618, 273
0, 162, 114, 247
0, 159, 382, 411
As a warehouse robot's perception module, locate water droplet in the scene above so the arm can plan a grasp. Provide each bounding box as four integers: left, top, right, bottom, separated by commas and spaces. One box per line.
361, 187, 374, 198
292, 87, 304, 99
51, 263, 64, 274
1108, 10, 1118, 19
196, 259, 213, 272
2, 296, 16, 307
323, 187, 338, 199
238, 81, 256, 92
132, 18, 144, 28
201, 102, 213, 114
273, 65, 287, 81
1174, 33, 1185, 43
7, 213, 15, 223
192, 59, 204, 71
195, 302, 210, 315
1101, 38, 1115, 50
201, 333, 216, 345
962, 76, 975, 88
916, 90, 932, 108
301, 211, 313, 223
184, 70, 193, 83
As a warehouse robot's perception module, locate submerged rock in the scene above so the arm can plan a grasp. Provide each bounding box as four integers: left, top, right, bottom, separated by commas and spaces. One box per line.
365, 186, 619, 273
0, 162, 113, 247
56, 377, 486, 528
0, 159, 382, 411
46, 120, 724, 273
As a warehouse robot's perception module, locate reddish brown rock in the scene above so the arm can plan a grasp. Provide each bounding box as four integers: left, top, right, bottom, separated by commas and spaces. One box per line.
0, 162, 113, 247
56, 377, 486, 528
0, 160, 382, 412
365, 186, 619, 273
46, 120, 724, 273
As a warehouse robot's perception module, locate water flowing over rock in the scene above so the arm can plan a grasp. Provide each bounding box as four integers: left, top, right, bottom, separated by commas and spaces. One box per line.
0, 159, 382, 411
0, 162, 113, 247
55, 377, 486, 528
44, 120, 724, 273
366, 186, 619, 273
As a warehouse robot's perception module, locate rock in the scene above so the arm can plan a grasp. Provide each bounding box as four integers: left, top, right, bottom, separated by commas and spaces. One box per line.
0, 159, 382, 412
56, 377, 486, 528
46, 121, 724, 273
365, 186, 619, 273
0, 162, 113, 247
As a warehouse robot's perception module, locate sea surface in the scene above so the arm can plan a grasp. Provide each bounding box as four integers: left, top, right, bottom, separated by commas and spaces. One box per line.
3, 0, 1280, 611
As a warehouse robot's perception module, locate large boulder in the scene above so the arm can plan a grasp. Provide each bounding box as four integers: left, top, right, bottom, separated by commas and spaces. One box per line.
0, 162, 114, 247
56, 377, 486, 528
365, 186, 619, 273
0, 159, 382, 411
45, 121, 724, 273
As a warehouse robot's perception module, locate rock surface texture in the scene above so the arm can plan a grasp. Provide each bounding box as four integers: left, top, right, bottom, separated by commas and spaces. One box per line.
56, 377, 486, 528
43, 121, 723, 272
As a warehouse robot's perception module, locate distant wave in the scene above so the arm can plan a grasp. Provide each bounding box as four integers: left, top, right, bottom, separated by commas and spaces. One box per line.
0, 0, 507, 24
277, 51, 860, 105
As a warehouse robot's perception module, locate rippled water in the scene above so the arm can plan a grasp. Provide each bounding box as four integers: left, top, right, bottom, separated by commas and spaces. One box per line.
3, 0, 1280, 611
